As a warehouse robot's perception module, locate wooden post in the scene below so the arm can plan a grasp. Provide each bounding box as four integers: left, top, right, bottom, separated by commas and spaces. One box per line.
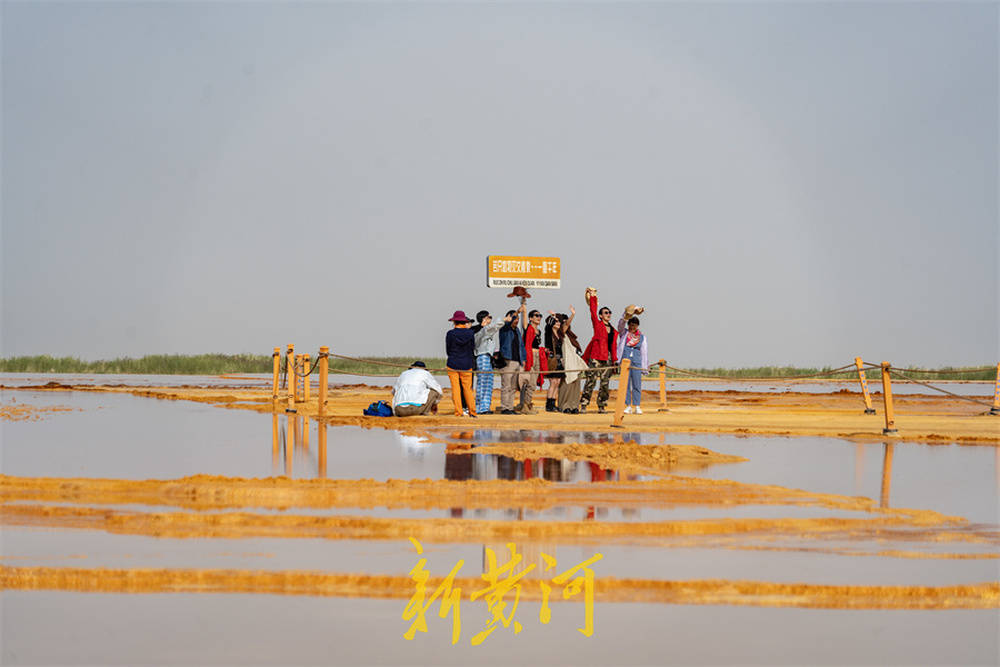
880, 442, 894, 508
880, 361, 897, 435
610, 359, 631, 428
285, 344, 296, 413
302, 354, 310, 403
991, 362, 1000, 416
657, 359, 668, 412
295, 355, 303, 403
855, 357, 876, 414
319, 346, 329, 417
271, 347, 281, 400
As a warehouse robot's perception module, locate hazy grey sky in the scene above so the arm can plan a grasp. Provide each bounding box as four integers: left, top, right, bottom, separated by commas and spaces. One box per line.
2, 1, 997, 367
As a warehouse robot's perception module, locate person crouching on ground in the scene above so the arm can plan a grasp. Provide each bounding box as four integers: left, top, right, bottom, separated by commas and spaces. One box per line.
445, 310, 478, 418
616, 307, 648, 414
580, 287, 618, 413
472, 310, 510, 415
391, 361, 443, 417
497, 304, 526, 414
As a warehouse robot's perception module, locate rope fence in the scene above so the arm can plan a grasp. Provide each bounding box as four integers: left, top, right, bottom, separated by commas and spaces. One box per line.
271, 344, 1000, 430
883, 366, 995, 376
886, 368, 995, 408
326, 353, 870, 381
660, 363, 860, 381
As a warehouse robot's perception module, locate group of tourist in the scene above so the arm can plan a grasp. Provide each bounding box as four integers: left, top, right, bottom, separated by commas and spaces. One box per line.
390, 287, 650, 418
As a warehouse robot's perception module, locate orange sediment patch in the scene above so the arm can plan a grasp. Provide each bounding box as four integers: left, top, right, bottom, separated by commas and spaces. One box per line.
0, 403, 77, 422
2, 504, 990, 547
2, 566, 997, 609
0, 473, 935, 516
447, 441, 747, 475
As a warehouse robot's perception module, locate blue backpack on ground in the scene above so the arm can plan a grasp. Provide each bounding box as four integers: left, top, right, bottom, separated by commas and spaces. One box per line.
364, 400, 393, 417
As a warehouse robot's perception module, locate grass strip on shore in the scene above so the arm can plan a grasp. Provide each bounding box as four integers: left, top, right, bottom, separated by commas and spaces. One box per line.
1, 355, 994, 380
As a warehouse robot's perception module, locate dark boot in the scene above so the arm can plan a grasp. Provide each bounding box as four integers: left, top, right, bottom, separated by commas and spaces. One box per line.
545, 398, 557, 412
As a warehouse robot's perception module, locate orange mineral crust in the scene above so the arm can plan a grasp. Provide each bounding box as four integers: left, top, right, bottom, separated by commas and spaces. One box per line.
3, 503, 990, 548
0, 403, 77, 422
0, 473, 949, 516
2, 566, 997, 609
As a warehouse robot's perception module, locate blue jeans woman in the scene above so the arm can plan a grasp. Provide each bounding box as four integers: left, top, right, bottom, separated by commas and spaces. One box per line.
621, 342, 644, 408
616, 313, 648, 413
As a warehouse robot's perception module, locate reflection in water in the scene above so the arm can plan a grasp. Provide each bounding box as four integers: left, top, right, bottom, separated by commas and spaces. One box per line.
435, 430, 627, 522
854, 443, 865, 495
444, 452, 474, 481
318, 422, 327, 479
479, 541, 560, 581
302, 416, 309, 455
271, 413, 280, 474
398, 434, 430, 461
444, 451, 474, 518
263, 424, 916, 515
880, 442, 894, 509
286, 414, 295, 477
433, 429, 966, 515
269, 414, 330, 479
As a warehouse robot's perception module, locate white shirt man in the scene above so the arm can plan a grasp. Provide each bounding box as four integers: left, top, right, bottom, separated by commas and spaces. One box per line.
392, 362, 444, 417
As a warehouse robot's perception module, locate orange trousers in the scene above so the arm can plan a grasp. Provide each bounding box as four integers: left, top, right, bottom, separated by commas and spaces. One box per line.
447, 368, 477, 416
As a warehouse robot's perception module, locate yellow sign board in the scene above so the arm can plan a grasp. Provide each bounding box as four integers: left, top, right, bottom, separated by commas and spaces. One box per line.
486, 256, 561, 289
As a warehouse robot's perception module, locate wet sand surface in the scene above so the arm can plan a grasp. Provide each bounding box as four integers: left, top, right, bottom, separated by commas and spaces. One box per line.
1, 376, 998, 664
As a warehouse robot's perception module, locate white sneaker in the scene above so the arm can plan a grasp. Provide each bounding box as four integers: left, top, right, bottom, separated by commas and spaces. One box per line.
623, 406, 632, 414
462, 409, 469, 416
634, 406, 643, 415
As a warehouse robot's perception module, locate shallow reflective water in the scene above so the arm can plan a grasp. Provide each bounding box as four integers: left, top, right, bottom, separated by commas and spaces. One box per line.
3, 391, 998, 524
3, 528, 995, 585
3, 378, 998, 665
4, 592, 997, 665
435, 430, 1000, 525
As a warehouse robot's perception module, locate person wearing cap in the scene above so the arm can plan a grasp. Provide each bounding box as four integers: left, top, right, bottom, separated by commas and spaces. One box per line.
391, 361, 444, 417
471, 310, 512, 415
445, 310, 478, 417
616, 306, 648, 414
580, 287, 619, 413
